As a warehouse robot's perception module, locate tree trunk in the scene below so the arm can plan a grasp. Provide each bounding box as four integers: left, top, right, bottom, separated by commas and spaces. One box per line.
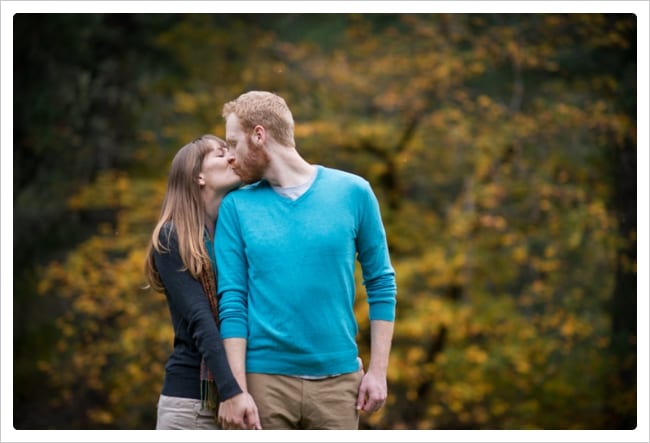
605, 134, 636, 429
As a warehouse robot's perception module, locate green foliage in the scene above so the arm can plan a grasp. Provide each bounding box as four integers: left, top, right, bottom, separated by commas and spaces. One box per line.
36, 172, 168, 428
15, 13, 636, 429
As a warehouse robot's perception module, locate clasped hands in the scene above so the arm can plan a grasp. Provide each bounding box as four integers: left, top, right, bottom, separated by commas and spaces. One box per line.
217, 392, 262, 430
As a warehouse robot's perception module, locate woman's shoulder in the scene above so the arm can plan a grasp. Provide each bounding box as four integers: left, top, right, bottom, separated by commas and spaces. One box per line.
157, 221, 178, 249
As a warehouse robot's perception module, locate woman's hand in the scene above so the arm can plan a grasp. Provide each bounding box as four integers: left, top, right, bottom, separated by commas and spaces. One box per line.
217, 392, 262, 430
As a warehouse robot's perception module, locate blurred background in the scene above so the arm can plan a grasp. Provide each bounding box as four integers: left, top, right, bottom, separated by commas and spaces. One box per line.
12, 13, 637, 430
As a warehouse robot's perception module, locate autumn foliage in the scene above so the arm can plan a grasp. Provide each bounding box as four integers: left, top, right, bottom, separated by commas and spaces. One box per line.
13, 13, 636, 429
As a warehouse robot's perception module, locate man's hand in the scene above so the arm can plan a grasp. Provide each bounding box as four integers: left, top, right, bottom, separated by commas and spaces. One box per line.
217, 392, 262, 430
356, 320, 393, 414
355, 369, 387, 414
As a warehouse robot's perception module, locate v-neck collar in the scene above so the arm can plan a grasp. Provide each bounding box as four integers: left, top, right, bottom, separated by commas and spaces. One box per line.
269, 165, 321, 204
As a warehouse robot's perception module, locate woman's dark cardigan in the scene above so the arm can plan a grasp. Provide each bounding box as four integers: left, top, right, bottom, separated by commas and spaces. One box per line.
154, 223, 242, 401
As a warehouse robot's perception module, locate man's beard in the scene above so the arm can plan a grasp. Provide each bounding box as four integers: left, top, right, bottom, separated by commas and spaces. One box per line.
232, 140, 269, 184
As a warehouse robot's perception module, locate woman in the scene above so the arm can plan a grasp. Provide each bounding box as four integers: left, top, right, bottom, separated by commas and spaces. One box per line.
144, 135, 260, 429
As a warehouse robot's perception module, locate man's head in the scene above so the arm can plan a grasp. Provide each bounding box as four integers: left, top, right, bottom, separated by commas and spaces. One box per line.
222, 91, 295, 183
222, 91, 295, 148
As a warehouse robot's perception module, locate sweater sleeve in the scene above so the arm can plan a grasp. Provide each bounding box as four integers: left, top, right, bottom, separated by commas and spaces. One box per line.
214, 196, 249, 339
154, 225, 242, 400
355, 181, 397, 321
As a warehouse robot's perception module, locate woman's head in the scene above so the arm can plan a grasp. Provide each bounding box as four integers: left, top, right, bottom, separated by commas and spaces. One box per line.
167, 135, 239, 209
193, 135, 242, 197
145, 135, 239, 291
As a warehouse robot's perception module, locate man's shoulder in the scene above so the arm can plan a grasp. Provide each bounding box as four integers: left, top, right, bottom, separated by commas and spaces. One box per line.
222, 181, 269, 205
319, 166, 366, 182
319, 166, 368, 185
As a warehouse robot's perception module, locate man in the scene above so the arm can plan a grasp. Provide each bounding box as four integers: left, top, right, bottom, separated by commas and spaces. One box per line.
215, 90, 397, 430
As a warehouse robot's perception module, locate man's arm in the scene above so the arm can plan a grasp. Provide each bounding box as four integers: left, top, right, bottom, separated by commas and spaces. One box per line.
356, 320, 394, 413
215, 196, 260, 428
223, 338, 248, 390
218, 338, 261, 429
354, 182, 397, 413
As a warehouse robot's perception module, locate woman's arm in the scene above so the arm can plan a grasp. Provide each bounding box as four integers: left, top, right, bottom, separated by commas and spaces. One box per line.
154, 225, 242, 401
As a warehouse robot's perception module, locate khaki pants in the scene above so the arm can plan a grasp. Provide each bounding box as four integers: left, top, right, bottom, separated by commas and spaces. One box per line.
155, 394, 219, 430
247, 371, 363, 430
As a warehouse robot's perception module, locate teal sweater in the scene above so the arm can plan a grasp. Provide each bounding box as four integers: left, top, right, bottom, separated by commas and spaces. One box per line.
215, 166, 396, 377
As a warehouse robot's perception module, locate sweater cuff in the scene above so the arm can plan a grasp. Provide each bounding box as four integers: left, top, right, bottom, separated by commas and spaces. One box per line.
217, 378, 243, 401
369, 300, 396, 321
220, 320, 248, 339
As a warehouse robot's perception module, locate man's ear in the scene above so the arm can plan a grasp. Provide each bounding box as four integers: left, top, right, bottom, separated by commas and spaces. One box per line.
252, 124, 265, 145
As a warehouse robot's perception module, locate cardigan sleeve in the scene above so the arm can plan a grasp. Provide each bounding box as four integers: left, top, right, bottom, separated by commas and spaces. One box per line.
154, 224, 242, 401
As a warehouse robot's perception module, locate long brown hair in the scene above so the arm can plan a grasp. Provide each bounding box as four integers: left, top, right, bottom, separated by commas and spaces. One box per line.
144, 135, 226, 292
